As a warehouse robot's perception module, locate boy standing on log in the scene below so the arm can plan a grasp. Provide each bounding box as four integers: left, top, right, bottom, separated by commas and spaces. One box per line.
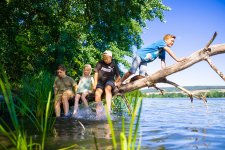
120, 34, 186, 84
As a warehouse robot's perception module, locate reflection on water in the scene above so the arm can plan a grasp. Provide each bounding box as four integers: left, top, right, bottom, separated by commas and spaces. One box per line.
46, 118, 116, 149
45, 103, 121, 150
45, 98, 225, 150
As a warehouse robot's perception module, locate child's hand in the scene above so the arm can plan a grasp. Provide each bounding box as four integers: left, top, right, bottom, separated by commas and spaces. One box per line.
115, 81, 121, 87
93, 84, 97, 90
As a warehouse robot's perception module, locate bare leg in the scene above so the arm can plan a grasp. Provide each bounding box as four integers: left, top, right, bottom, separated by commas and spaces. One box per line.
121, 71, 133, 83
104, 123, 111, 139
105, 85, 112, 113
95, 88, 103, 103
54, 100, 61, 117
81, 92, 89, 107
62, 90, 73, 116
95, 88, 103, 116
73, 93, 81, 115
62, 95, 69, 116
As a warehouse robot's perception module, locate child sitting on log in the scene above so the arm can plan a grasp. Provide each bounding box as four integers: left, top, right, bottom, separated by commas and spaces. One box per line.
72, 64, 94, 116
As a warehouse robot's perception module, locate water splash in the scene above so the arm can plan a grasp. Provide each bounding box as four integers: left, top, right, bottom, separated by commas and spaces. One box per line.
71, 102, 117, 121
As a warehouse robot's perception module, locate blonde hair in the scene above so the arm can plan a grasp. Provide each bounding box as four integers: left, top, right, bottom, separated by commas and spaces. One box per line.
83, 64, 92, 76
163, 34, 176, 41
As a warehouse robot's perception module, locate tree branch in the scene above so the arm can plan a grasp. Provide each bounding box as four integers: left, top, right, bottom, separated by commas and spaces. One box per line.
153, 84, 165, 95
159, 79, 207, 106
159, 78, 194, 102
205, 58, 225, 81
204, 32, 217, 51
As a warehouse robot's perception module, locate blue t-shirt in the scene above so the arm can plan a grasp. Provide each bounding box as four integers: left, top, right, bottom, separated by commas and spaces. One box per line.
136, 40, 166, 63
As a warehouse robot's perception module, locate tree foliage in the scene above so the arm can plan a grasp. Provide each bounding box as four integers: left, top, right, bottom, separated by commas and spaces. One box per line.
0, 0, 169, 85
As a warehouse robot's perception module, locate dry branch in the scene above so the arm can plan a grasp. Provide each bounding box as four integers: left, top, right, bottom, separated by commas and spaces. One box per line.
158, 78, 194, 102
205, 58, 225, 81
158, 78, 207, 106
153, 84, 165, 95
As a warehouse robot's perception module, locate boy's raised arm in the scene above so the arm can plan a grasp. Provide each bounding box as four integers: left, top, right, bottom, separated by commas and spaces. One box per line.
164, 46, 186, 62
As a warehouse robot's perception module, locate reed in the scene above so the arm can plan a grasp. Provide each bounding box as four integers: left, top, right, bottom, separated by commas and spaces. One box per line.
15, 70, 56, 134
18, 71, 55, 118
112, 90, 144, 114
41, 91, 52, 150
106, 90, 143, 150
0, 65, 54, 149
0, 70, 40, 149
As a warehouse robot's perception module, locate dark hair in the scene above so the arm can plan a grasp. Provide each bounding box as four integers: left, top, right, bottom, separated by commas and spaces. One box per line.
57, 65, 66, 71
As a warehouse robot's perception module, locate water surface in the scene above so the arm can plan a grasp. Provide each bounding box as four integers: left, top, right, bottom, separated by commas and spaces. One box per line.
45, 98, 225, 149
140, 98, 225, 150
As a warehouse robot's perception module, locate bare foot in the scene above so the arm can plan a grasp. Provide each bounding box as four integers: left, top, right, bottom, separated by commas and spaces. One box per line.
72, 111, 77, 117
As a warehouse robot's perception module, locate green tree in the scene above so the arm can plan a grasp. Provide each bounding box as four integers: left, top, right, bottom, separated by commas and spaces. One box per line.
0, 0, 170, 86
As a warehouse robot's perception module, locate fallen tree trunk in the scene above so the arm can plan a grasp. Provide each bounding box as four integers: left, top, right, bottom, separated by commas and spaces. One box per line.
114, 32, 225, 102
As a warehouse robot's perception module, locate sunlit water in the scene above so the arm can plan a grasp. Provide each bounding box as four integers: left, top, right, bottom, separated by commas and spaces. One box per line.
44, 98, 225, 150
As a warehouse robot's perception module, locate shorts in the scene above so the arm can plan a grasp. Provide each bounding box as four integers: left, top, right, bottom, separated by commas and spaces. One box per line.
129, 54, 147, 76
54, 90, 74, 102
54, 94, 62, 102
96, 80, 115, 90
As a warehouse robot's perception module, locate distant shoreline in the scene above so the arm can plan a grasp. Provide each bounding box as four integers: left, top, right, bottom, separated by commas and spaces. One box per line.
141, 85, 225, 92
141, 86, 225, 98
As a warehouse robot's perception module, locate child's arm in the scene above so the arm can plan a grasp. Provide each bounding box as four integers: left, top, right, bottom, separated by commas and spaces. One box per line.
114, 75, 121, 87
53, 87, 58, 96
93, 72, 98, 90
74, 84, 78, 93
90, 77, 95, 91
164, 46, 185, 62
53, 78, 58, 95
114, 63, 121, 87
115, 75, 121, 83
74, 78, 80, 93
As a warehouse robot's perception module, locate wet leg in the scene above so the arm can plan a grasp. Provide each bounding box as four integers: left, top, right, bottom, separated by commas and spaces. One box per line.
81, 92, 89, 107
62, 90, 73, 116
73, 94, 81, 115
105, 85, 112, 113
95, 88, 103, 117
54, 100, 61, 117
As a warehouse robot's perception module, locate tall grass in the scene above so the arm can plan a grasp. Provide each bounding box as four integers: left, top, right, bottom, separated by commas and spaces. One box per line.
18, 71, 55, 117
0, 65, 54, 149
112, 90, 144, 114
41, 91, 52, 150
106, 90, 143, 150
15, 70, 55, 134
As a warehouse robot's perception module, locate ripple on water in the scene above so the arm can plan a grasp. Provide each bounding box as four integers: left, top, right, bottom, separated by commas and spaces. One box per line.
46, 98, 225, 149
139, 98, 225, 149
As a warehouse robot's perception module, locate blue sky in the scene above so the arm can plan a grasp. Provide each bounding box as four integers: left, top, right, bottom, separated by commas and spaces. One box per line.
137, 0, 225, 86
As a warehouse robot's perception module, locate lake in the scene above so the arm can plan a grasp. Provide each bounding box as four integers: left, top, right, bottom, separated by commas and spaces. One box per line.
45, 98, 225, 150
